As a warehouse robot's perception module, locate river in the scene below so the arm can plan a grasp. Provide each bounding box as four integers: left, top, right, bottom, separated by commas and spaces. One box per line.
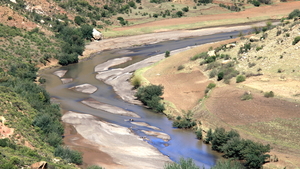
40, 29, 252, 168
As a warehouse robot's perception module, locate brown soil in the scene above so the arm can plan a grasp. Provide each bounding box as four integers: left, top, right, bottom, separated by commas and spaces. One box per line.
113, 1, 300, 32
0, 6, 37, 30
206, 85, 300, 125
144, 38, 238, 112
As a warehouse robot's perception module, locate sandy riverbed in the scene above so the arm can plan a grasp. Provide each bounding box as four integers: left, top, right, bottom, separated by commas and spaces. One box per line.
62, 111, 171, 169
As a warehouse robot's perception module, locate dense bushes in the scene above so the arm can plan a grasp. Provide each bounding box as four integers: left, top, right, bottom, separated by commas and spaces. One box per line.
172, 110, 197, 129
203, 127, 270, 169
288, 9, 300, 19
55, 24, 94, 65
54, 146, 83, 164
135, 84, 165, 112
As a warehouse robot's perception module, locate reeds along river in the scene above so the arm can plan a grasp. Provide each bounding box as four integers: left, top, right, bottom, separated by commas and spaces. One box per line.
41, 29, 251, 168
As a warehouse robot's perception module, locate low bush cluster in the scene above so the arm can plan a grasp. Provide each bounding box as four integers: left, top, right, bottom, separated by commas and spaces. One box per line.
172, 110, 197, 129
135, 84, 165, 112
204, 127, 270, 169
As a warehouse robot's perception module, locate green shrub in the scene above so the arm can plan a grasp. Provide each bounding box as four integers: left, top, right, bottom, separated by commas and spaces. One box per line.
217, 72, 224, 81
252, 0, 260, 6
131, 76, 141, 89
209, 69, 218, 78
206, 62, 221, 70
207, 83, 216, 89
135, 84, 165, 112
172, 110, 197, 129
176, 11, 183, 17
74, 16, 85, 25
182, 6, 189, 12
236, 75, 246, 83
292, 36, 300, 45
264, 91, 274, 98
241, 92, 253, 101
288, 9, 300, 19
190, 52, 208, 61
195, 129, 202, 139
54, 146, 83, 164
165, 51, 170, 58
204, 128, 213, 144
177, 65, 184, 71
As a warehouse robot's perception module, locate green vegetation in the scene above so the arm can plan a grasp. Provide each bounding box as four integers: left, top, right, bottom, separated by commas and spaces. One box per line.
292, 36, 300, 45
264, 91, 274, 98
205, 83, 216, 95
135, 84, 165, 112
165, 51, 170, 58
236, 75, 246, 83
172, 110, 197, 129
195, 128, 203, 139
54, 146, 83, 164
251, 0, 260, 7
0, 22, 81, 168
241, 92, 253, 101
177, 65, 185, 71
190, 52, 208, 61
203, 127, 270, 169
288, 9, 300, 19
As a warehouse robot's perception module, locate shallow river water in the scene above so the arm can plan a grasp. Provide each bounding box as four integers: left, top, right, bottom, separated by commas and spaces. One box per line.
41, 29, 251, 168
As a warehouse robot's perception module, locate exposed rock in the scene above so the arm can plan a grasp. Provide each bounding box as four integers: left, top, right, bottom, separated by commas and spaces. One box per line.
30, 161, 47, 169
61, 78, 73, 84
53, 70, 67, 78
207, 50, 216, 57
92, 28, 103, 41
249, 36, 260, 42
40, 19, 45, 24
10, 0, 17, 3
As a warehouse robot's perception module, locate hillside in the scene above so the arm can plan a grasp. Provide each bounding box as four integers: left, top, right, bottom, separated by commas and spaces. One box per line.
141, 16, 300, 168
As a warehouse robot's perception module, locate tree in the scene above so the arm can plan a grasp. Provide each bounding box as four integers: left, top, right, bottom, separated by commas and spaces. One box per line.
165, 51, 170, 58
288, 9, 300, 19
211, 127, 228, 152
80, 24, 93, 40
135, 84, 165, 112
204, 128, 213, 144
176, 11, 183, 17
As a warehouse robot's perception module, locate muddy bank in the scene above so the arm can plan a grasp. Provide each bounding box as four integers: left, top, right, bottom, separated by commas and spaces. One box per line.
62, 111, 171, 169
